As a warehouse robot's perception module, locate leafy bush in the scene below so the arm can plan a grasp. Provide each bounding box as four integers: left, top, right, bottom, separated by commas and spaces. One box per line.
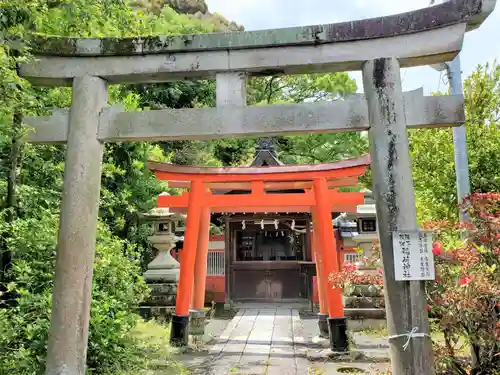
0, 184, 152, 375
423, 193, 500, 375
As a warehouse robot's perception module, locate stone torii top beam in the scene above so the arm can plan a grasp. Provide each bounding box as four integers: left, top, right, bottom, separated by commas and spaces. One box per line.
20, 0, 495, 86
22, 88, 464, 144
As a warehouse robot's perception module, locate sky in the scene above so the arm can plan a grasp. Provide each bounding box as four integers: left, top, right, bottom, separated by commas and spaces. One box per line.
205, 0, 500, 94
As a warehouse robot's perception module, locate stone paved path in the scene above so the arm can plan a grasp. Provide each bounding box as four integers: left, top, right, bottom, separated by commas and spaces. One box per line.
180, 307, 391, 375
205, 308, 307, 375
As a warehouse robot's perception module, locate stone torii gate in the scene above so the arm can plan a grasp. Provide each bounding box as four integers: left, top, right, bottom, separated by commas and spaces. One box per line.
19, 1, 496, 374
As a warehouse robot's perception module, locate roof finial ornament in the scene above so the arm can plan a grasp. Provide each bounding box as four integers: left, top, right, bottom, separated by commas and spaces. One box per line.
255, 137, 278, 157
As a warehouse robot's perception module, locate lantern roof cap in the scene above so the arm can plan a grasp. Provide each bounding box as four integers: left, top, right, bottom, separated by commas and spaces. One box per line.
140, 202, 186, 221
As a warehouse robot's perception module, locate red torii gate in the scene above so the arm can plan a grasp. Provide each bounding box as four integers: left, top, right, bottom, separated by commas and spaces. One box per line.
148, 154, 370, 349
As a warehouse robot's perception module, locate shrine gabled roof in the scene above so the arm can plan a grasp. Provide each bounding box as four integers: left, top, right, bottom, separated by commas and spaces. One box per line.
148, 154, 370, 192
250, 150, 282, 167
148, 154, 370, 179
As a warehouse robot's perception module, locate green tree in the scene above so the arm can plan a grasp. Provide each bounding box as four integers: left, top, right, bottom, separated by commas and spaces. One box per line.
410, 62, 500, 222
248, 73, 357, 104
246, 73, 368, 166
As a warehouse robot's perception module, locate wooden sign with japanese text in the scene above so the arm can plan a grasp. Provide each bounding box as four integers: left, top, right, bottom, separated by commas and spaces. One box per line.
392, 231, 435, 281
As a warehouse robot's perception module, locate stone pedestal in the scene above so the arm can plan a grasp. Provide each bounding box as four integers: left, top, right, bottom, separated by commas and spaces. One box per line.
189, 309, 206, 336
343, 280, 386, 332
144, 233, 180, 279
144, 233, 180, 312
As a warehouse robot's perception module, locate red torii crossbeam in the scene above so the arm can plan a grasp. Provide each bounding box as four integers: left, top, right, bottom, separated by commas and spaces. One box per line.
157, 189, 362, 213
148, 154, 370, 347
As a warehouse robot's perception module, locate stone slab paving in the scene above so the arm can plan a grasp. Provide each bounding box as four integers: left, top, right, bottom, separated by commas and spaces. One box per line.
203, 308, 308, 374
180, 308, 391, 375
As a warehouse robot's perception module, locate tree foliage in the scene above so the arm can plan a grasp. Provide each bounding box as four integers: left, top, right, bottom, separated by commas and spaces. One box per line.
410, 62, 500, 222
245, 74, 368, 166
0, 189, 150, 374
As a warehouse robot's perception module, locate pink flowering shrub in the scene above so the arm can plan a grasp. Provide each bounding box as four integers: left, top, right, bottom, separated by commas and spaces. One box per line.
330, 193, 499, 375
423, 193, 500, 375
328, 261, 384, 288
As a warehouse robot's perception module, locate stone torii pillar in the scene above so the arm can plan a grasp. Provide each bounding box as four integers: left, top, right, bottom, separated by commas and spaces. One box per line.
45, 76, 108, 375
362, 58, 434, 374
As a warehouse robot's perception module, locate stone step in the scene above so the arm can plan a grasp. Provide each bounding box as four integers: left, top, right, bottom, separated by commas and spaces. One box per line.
345, 308, 385, 319
148, 294, 176, 305
148, 283, 178, 295
343, 296, 385, 308
347, 318, 387, 332
343, 284, 384, 297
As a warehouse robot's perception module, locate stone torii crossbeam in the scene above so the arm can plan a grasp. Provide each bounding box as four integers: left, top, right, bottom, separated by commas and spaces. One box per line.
19, 1, 496, 375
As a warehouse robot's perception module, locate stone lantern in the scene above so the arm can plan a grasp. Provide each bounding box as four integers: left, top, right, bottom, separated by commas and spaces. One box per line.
139, 200, 185, 321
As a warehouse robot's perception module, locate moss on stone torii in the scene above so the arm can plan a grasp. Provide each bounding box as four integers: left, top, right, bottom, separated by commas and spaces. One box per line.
26, 0, 495, 57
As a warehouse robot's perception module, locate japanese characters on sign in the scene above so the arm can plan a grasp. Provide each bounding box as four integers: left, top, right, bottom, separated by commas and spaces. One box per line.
392, 231, 435, 281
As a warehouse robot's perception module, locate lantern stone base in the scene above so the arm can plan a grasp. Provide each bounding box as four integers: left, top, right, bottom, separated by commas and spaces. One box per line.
139, 281, 178, 322
143, 271, 180, 283
343, 284, 384, 298
146, 281, 178, 305
148, 293, 177, 306
342, 283, 386, 332
189, 309, 206, 336
344, 296, 385, 309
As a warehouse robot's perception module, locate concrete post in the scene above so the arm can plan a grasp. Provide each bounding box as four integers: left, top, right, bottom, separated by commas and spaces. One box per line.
45, 76, 107, 375
447, 55, 471, 222
362, 58, 434, 375
430, 0, 471, 225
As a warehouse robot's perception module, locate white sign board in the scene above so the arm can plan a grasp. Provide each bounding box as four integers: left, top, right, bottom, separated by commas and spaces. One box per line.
392, 231, 435, 281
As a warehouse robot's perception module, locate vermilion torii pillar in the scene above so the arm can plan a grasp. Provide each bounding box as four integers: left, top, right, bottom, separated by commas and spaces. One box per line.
312, 179, 347, 351
170, 180, 204, 346
192, 207, 211, 311
311, 215, 329, 338
18, 1, 493, 373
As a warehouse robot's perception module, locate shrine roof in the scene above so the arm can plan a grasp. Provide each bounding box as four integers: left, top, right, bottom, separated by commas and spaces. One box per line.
27, 0, 493, 57
148, 154, 370, 185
